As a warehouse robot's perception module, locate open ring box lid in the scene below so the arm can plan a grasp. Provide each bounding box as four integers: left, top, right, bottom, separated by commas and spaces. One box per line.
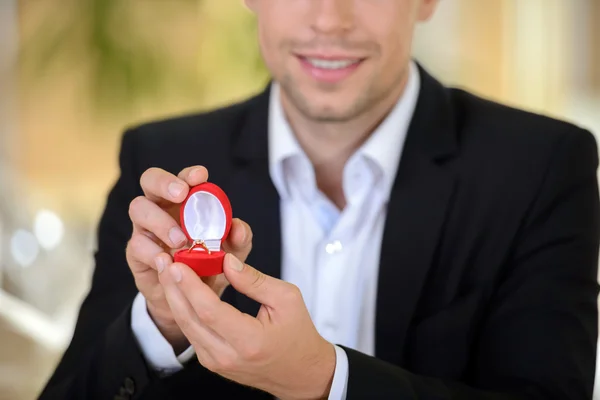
173, 182, 232, 276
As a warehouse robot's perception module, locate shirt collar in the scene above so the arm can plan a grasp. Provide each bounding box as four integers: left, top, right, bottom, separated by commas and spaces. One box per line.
268, 82, 307, 200
268, 60, 421, 201
356, 60, 420, 199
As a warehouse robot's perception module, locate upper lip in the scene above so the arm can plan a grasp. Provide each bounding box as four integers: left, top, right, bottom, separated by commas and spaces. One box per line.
295, 53, 366, 61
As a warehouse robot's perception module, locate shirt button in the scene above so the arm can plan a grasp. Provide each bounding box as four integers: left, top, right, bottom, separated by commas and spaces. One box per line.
325, 240, 343, 254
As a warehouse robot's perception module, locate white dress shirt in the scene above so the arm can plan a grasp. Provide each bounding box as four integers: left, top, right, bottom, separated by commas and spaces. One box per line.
131, 61, 421, 399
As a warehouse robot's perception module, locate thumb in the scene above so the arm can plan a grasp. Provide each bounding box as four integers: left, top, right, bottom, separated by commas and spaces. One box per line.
223, 253, 283, 307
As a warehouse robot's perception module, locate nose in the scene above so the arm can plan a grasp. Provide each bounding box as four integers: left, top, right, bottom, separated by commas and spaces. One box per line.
310, 0, 355, 35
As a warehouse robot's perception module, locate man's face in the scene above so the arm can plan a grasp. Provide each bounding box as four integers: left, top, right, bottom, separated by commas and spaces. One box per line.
246, 0, 438, 123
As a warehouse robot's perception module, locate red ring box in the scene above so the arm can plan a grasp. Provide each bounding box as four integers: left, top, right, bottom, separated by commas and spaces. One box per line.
173, 182, 232, 276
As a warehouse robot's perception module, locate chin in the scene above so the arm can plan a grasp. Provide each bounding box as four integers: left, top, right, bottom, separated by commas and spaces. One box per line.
305, 95, 364, 121
281, 79, 363, 121
302, 106, 358, 123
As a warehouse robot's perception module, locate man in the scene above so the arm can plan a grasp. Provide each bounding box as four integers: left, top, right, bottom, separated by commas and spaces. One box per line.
39, 0, 599, 399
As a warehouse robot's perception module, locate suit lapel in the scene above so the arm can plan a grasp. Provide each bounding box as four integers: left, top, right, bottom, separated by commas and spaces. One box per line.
375, 65, 459, 365
227, 86, 282, 317
226, 68, 460, 364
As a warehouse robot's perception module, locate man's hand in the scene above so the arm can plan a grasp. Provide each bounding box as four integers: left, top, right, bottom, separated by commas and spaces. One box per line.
125, 166, 253, 352
158, 253, 336, 400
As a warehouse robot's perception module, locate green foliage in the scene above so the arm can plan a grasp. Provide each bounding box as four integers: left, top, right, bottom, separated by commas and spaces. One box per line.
18, 0, 265, 116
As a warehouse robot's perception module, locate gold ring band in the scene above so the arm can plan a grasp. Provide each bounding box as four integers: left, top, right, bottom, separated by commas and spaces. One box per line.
187, 239, 211, 254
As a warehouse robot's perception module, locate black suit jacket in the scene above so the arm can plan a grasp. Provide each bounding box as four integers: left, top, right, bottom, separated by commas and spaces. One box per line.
39, 64, 600, 400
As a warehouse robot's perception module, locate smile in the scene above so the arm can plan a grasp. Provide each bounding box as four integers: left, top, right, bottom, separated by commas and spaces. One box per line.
296, 55, 365, 83
303, 57, 361, 70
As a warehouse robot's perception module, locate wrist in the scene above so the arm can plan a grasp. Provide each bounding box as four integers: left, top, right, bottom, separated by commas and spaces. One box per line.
274, 341, 335, 400
318, 343, 336, 399
307, 341, 336, 400
160, 326, 191, 355
146, 302, 190, 353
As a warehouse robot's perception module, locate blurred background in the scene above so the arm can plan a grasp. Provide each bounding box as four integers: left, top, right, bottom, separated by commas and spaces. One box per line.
0, 0, 599, 399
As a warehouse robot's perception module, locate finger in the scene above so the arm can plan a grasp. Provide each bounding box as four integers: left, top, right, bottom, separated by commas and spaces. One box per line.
221, 218, 253, 263
177, 166, 209, 187
202, 274, 231, 298
126, 232, 168, 271
223, 253, 294, 309
154, 252, 174, 274
129, 196, 188, 248
169, 262, 259, 348
140, 167, 190, 205
136, 229, 165, 248
158, 261, 231, 359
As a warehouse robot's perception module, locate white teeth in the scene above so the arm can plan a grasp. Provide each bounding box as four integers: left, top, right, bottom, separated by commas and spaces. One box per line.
305, 58, 359, 70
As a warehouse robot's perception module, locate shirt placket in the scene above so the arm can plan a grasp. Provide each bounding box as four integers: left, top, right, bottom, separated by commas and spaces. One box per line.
311, 160, 378, 347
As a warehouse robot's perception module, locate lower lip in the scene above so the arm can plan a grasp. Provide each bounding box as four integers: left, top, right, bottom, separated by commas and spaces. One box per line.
297, 57, 362, 84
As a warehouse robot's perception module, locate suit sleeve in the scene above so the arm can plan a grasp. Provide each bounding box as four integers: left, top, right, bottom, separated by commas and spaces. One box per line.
131, 291, 197, 374
342, 128, 600, 400
37, 129, 274, 400
36, 128, 162, 399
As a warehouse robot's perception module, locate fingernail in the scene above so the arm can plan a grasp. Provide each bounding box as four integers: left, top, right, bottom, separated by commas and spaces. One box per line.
189, 167, 202, 179
227, 253, 244, 271
155, 257, 166, 273
169, 227, 186, 246
235, 219, 249, 244
170, 264, 182, 283
168, 182, 185, 198
239, 224, 248, 244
